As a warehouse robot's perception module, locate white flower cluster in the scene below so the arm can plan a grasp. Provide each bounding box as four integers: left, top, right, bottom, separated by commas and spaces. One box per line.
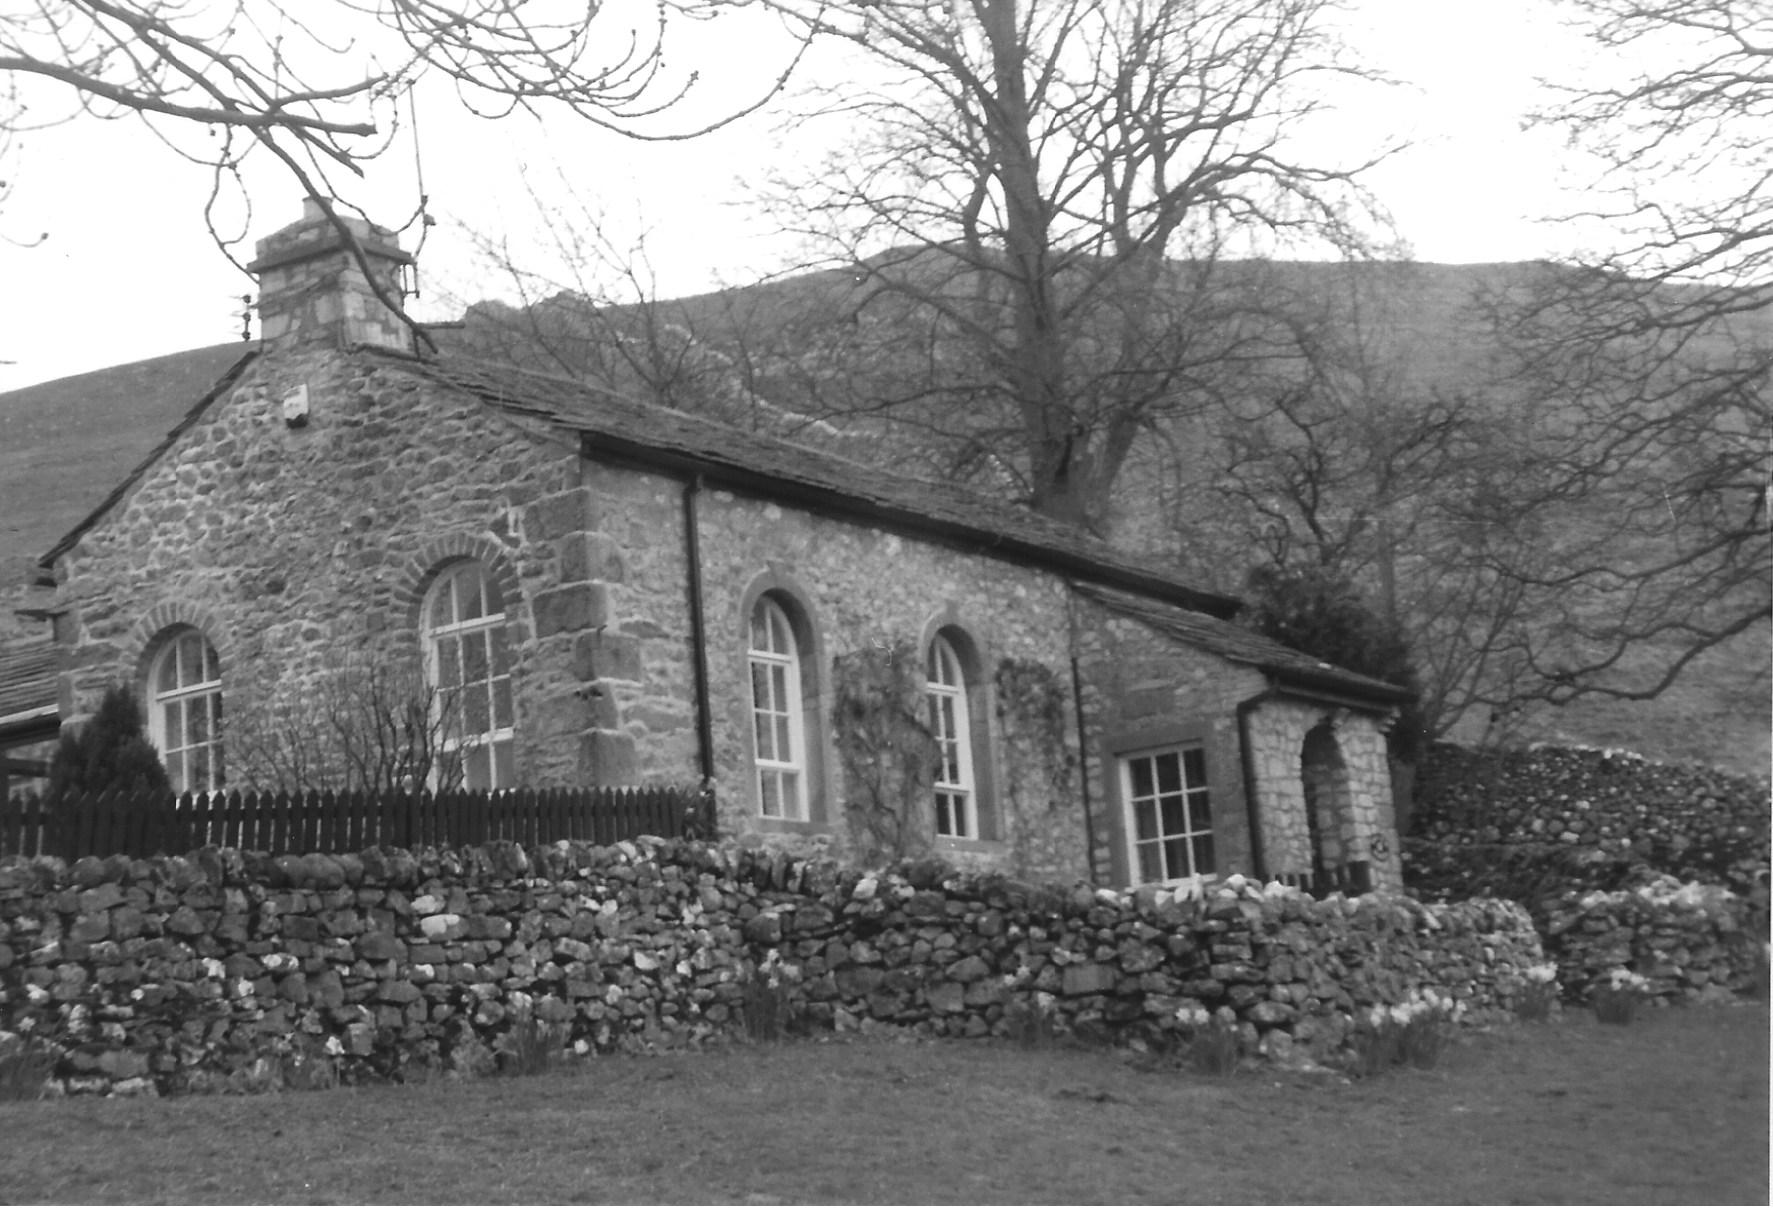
1604, 967, 1650, 992
1121, 871, 1320, 906
1535, 741, 1649, 764
1578, 875, 1736, 912
759, 947, 801, 990
1173, 1006, 1211, 1029
1634, 875, 1734, 909
1362, 988, 1465, 1029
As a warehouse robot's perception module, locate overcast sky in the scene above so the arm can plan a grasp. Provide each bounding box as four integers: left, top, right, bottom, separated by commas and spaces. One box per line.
0, 0, 1615, 394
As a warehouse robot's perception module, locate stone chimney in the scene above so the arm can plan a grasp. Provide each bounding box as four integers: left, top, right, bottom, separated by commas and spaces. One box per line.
248, 198, 414, 352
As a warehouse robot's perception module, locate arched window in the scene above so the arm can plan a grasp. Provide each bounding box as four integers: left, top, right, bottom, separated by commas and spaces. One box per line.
148, 629, 223, 793
424, 561, 515, 790
748, 594, 808, 820
926, 633, 976, 839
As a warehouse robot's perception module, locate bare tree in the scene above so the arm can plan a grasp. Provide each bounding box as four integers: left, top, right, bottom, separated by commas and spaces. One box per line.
1177, 2, 1769, 749
1470, 0, 1771, 708
742, 0, 1397, 532
227, 649, 465, 793
1, 0, 811, 341
1531, 0, 1768, 318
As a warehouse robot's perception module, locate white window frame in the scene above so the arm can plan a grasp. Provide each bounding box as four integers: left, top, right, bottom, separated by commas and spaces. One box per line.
748, 596, 808, 821
926, 634, 977, 839
423, 561, 516, 791
147, 629, 224, 794
1118, 743, 1215, 890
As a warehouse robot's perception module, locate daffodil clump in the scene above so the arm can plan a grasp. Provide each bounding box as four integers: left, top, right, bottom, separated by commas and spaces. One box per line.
740, 947, 803, 1042
1170, 1004, 1241, 1076
1515, 962, 1561, 1022
1346, 988, 1464, 1076
1591, 966, 1651, 1025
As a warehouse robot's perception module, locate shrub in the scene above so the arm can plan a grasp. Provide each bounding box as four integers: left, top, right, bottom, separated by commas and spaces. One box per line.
46, 684, 171, 806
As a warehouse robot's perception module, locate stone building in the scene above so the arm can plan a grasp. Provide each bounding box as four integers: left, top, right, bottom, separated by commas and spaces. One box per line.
31, 200, 1412, 893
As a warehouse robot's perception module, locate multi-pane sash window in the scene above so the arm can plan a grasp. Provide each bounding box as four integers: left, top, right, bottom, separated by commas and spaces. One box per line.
425, 562, 515, 790
926, 634, 976, 838
748, 596, 807, 820
150, 630, 223, 793
1121, 745, 1214, 885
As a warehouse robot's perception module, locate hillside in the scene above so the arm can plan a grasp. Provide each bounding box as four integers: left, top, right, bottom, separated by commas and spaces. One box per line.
0, 343, 251, 637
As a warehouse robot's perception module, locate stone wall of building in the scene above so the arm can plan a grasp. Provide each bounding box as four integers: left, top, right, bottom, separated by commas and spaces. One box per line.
48, 350, 622, 789
694, 487, 1090, 885
1245, 702, 1401, 892
1068, 598, 1267, 886
0, 838, 1551, 1097
1066, 600, 1400, 894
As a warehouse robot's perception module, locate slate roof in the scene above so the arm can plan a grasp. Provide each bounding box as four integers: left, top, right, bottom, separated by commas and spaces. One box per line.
1075, 584, 1412, 705
0, 636, 58, 737
402, 352, 1246, 618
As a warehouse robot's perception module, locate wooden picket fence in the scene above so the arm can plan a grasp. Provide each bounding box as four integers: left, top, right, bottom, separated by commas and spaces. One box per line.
0, 785, 710, 863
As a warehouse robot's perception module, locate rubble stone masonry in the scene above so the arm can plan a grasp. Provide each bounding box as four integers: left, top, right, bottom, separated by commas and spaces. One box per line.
0, 839, 1558, 1097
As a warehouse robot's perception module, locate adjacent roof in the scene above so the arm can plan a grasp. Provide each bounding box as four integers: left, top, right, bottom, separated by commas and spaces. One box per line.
0, 636, 59, 743
405, 352, 1245, 618
1076, 584, 1412, 706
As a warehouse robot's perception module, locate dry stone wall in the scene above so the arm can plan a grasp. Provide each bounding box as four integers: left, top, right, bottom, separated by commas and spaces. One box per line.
1405, 742, 1770, 901
0, 838, 1546, 1097
1537, 876, 1765, 1004
1403, 742, 1769, 1004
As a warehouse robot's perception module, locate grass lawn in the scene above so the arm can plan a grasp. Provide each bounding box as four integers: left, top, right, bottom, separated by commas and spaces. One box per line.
4, 1000, 1765, 1205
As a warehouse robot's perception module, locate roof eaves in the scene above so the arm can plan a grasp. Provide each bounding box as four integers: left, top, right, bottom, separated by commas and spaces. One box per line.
399, 353, 1243, 620
1255, 664, 1414, 709
35, 349, 261, 583
1076, 583, 1412, 704
579, 428, 1243, 617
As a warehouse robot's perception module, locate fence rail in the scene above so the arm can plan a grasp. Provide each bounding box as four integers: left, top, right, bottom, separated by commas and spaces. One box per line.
0, 785, 709, 862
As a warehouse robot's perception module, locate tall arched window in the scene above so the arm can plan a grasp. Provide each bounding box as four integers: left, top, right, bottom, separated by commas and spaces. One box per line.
926, 633, 976, 838
748, 594, 808, 820
148, 629, 223, 793
424, 561, 515, 790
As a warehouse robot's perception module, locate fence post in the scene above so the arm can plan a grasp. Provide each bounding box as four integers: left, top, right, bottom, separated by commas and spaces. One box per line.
0, 793, 20, 858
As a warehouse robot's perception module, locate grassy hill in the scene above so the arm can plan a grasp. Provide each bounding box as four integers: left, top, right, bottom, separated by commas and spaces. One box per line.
0, 343, 250, 638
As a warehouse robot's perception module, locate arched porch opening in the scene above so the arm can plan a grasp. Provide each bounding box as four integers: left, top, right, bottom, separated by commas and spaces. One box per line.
1301, 721, 1371, 895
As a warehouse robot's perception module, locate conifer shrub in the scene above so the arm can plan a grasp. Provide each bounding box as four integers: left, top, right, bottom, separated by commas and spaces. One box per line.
45, 685, 172, 806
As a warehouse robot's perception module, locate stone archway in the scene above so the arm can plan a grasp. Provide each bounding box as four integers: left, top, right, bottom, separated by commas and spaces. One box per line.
1301, 720, 1368, 894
